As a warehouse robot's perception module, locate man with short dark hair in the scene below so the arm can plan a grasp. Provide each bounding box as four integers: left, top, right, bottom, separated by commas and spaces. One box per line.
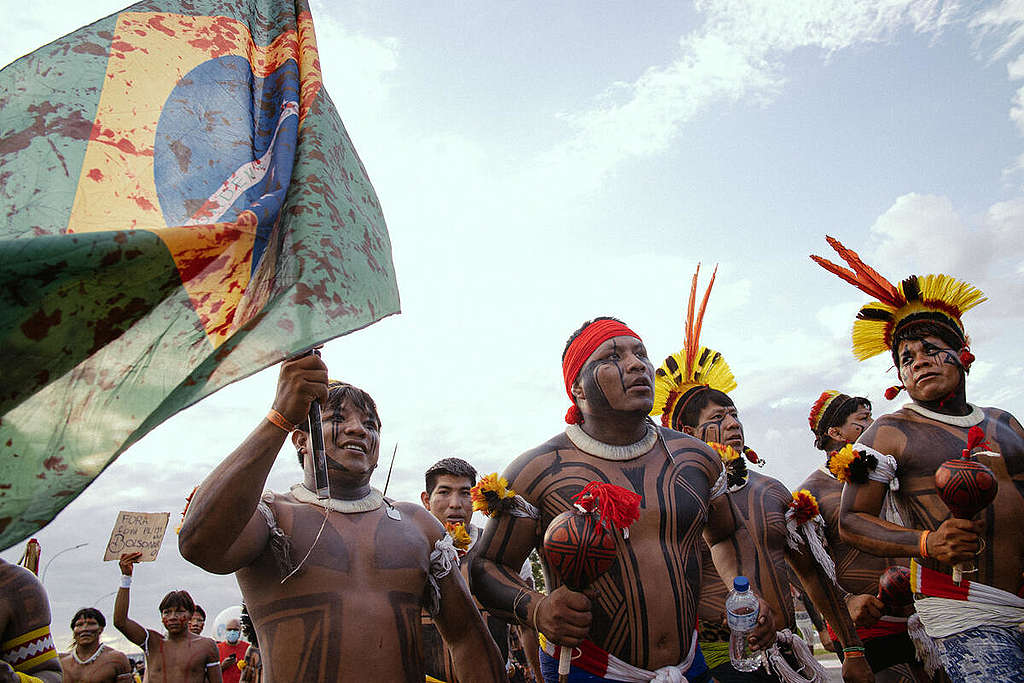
473, 316, 776, 682
60, 607, 133, 682
178, 356, 505, 682
0, 558, 62, 682
420, 458, 543, 683
189, 605, 206, 636
113, 552, 221, 682
814, 239, 1024, 680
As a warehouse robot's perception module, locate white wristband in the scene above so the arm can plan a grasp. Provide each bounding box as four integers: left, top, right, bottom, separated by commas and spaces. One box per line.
120, 575, 132, 589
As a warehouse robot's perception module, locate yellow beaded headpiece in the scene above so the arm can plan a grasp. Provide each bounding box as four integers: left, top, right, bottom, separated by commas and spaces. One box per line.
651, 264, 737, 429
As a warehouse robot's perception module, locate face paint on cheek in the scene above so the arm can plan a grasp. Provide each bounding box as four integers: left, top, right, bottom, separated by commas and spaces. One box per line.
580, 363, 613, 411
698, 418, 724, 445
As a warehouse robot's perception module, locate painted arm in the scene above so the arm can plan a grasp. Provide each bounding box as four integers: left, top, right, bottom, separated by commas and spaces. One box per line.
703, 488, 775, 651
786, 548, 871, 683
839, 425, 979, 564
179, 355, 328, 573
434, 564, 508, 682
518, 626, 543, 683
0, 565, 62, 683
112, 553, 148, 647
472, 506, 592, 648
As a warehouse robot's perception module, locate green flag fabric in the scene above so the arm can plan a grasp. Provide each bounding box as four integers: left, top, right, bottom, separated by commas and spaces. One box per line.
0, 0, 400, 549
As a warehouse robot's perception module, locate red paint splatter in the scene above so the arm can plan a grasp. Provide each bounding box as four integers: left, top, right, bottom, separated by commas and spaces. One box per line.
87, 168, 104, 181
42, 456, 68, 473
148, 15, 177, 37
21, 309, 61, 342
129, 194, 156, 212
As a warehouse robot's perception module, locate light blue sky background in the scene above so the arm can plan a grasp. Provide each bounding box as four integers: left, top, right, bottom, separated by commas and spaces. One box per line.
2, 0, 1023, 653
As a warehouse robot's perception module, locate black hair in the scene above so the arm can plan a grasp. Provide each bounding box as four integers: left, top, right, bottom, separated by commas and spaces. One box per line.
424, 458, 477, 495
891, 319, 965, 368
296, 382, 381, 466
71, 607, 105, 630
158, 590, 195, 615
193, 605, 205, 620
813, 396, 871, 452
240, 603, 258, 648
562, 316, 627, 362
671, 388, 734, 430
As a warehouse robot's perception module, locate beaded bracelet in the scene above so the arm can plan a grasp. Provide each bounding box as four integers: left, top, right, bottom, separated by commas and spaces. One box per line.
266, 409, 296, 433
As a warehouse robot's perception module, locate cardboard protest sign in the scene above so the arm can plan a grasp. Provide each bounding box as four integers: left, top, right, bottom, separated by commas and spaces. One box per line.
103, 511, 170, 562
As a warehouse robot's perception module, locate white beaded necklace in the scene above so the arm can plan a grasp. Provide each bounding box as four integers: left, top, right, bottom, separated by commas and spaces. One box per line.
903, 402, 984, 427
72, 644, 106, 666
290, 484, 384, 513
565, 422, 659, 461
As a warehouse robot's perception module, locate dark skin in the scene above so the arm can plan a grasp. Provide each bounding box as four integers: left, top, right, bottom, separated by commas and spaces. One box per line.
178, 355, 505, 683
0, 560, 63, 683
841, 335, 1024, 595
113, 552, 222, 683
472, 335, 776, 672
682, 401, 872, 683
59, 616, 133, 682
419, 474, 544, 683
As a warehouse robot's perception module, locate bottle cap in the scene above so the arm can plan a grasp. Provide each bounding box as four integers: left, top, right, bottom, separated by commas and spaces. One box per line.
733, 576, 749, 592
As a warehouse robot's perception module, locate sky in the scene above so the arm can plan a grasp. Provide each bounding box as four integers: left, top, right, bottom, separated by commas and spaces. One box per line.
2, 0, 1024, 655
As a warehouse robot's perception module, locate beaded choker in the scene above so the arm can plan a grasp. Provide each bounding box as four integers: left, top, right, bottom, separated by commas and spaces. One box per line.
290, 484, 384, 513
903, 402, 984, 428
565, 423, 659, 461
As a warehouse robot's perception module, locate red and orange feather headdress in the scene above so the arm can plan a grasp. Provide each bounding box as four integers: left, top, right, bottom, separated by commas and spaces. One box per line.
651, 264, 737, 428
811, 236, 985, 361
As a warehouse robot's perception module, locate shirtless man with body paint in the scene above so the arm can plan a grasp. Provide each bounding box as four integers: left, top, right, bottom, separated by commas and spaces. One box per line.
113, 556, 222, 683
60, 608, 133, 683
472, 317, 776, 682
178, 355, 505, 683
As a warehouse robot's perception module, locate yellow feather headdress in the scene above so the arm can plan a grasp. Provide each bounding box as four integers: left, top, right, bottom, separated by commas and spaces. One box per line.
811, 237, 985, 361
651, 264, 737, 428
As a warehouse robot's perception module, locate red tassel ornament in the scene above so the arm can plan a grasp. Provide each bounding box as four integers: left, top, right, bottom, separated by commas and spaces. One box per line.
884, 385, 903, 401
565, 405, 583, 425
958, 347, 975, 371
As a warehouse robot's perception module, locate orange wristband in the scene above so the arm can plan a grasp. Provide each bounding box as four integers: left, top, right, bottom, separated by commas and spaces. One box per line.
266, 409, 296, 433
919, 529, 930, 558
843, 650, 865, 658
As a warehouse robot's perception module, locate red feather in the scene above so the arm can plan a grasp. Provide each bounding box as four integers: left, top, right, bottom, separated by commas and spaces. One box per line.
684, 265, 700, 375
811, 236, 902, 306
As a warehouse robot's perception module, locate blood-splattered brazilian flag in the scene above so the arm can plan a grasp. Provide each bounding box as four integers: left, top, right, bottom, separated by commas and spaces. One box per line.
0, 0, 400, 549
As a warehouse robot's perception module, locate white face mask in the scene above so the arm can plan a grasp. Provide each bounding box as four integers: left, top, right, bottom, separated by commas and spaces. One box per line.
226, 630, 240, 644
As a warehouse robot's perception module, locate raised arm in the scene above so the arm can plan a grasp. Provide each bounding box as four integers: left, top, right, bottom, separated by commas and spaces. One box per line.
113, 552, 149, 647
179, 355, 328, 573
839, 422, 978, 564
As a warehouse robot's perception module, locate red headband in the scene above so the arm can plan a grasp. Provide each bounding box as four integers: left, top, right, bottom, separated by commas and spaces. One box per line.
562, 319, 642, 424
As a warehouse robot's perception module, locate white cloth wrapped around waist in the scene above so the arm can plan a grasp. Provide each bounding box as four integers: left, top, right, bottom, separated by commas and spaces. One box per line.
540, 629, 699, 682
915, 595, 1024, 638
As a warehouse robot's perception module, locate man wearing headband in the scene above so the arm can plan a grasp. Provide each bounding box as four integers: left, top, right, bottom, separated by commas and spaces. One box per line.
813, 238, 1024, 680
179, 355, 504, 682
799, 392, 924, 681
473, 316, 775, 682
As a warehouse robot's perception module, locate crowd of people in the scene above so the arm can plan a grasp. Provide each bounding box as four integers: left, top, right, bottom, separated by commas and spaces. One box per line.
2, 245, 1022, 682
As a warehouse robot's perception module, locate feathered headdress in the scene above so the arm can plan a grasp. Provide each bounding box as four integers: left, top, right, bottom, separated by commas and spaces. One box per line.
652, 264, 737, 428
811, 236, 985, 362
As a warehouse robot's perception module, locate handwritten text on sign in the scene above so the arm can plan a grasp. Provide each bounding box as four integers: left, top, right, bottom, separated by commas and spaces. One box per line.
103, 511, 170, 562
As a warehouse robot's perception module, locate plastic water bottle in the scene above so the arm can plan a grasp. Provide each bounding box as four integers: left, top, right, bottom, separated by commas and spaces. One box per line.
726, 576, 761, 672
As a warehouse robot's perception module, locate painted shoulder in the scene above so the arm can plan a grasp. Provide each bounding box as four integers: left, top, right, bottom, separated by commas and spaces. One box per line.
395, 502, 446, 542
502, 431, 572, 479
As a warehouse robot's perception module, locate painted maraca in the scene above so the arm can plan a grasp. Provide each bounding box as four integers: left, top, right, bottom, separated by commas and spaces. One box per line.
934, 426, 998, 583
543, 481, 641, 683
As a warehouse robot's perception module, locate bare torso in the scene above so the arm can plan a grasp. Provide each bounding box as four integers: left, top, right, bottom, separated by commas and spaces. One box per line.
492, 428, 719, 669
59, 646, 131, 683
140, 631, 218, 683
864, 406, 1024, 593
718, 471, 797, 633
800, 468, 898, 595
237, 494, 439, 683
